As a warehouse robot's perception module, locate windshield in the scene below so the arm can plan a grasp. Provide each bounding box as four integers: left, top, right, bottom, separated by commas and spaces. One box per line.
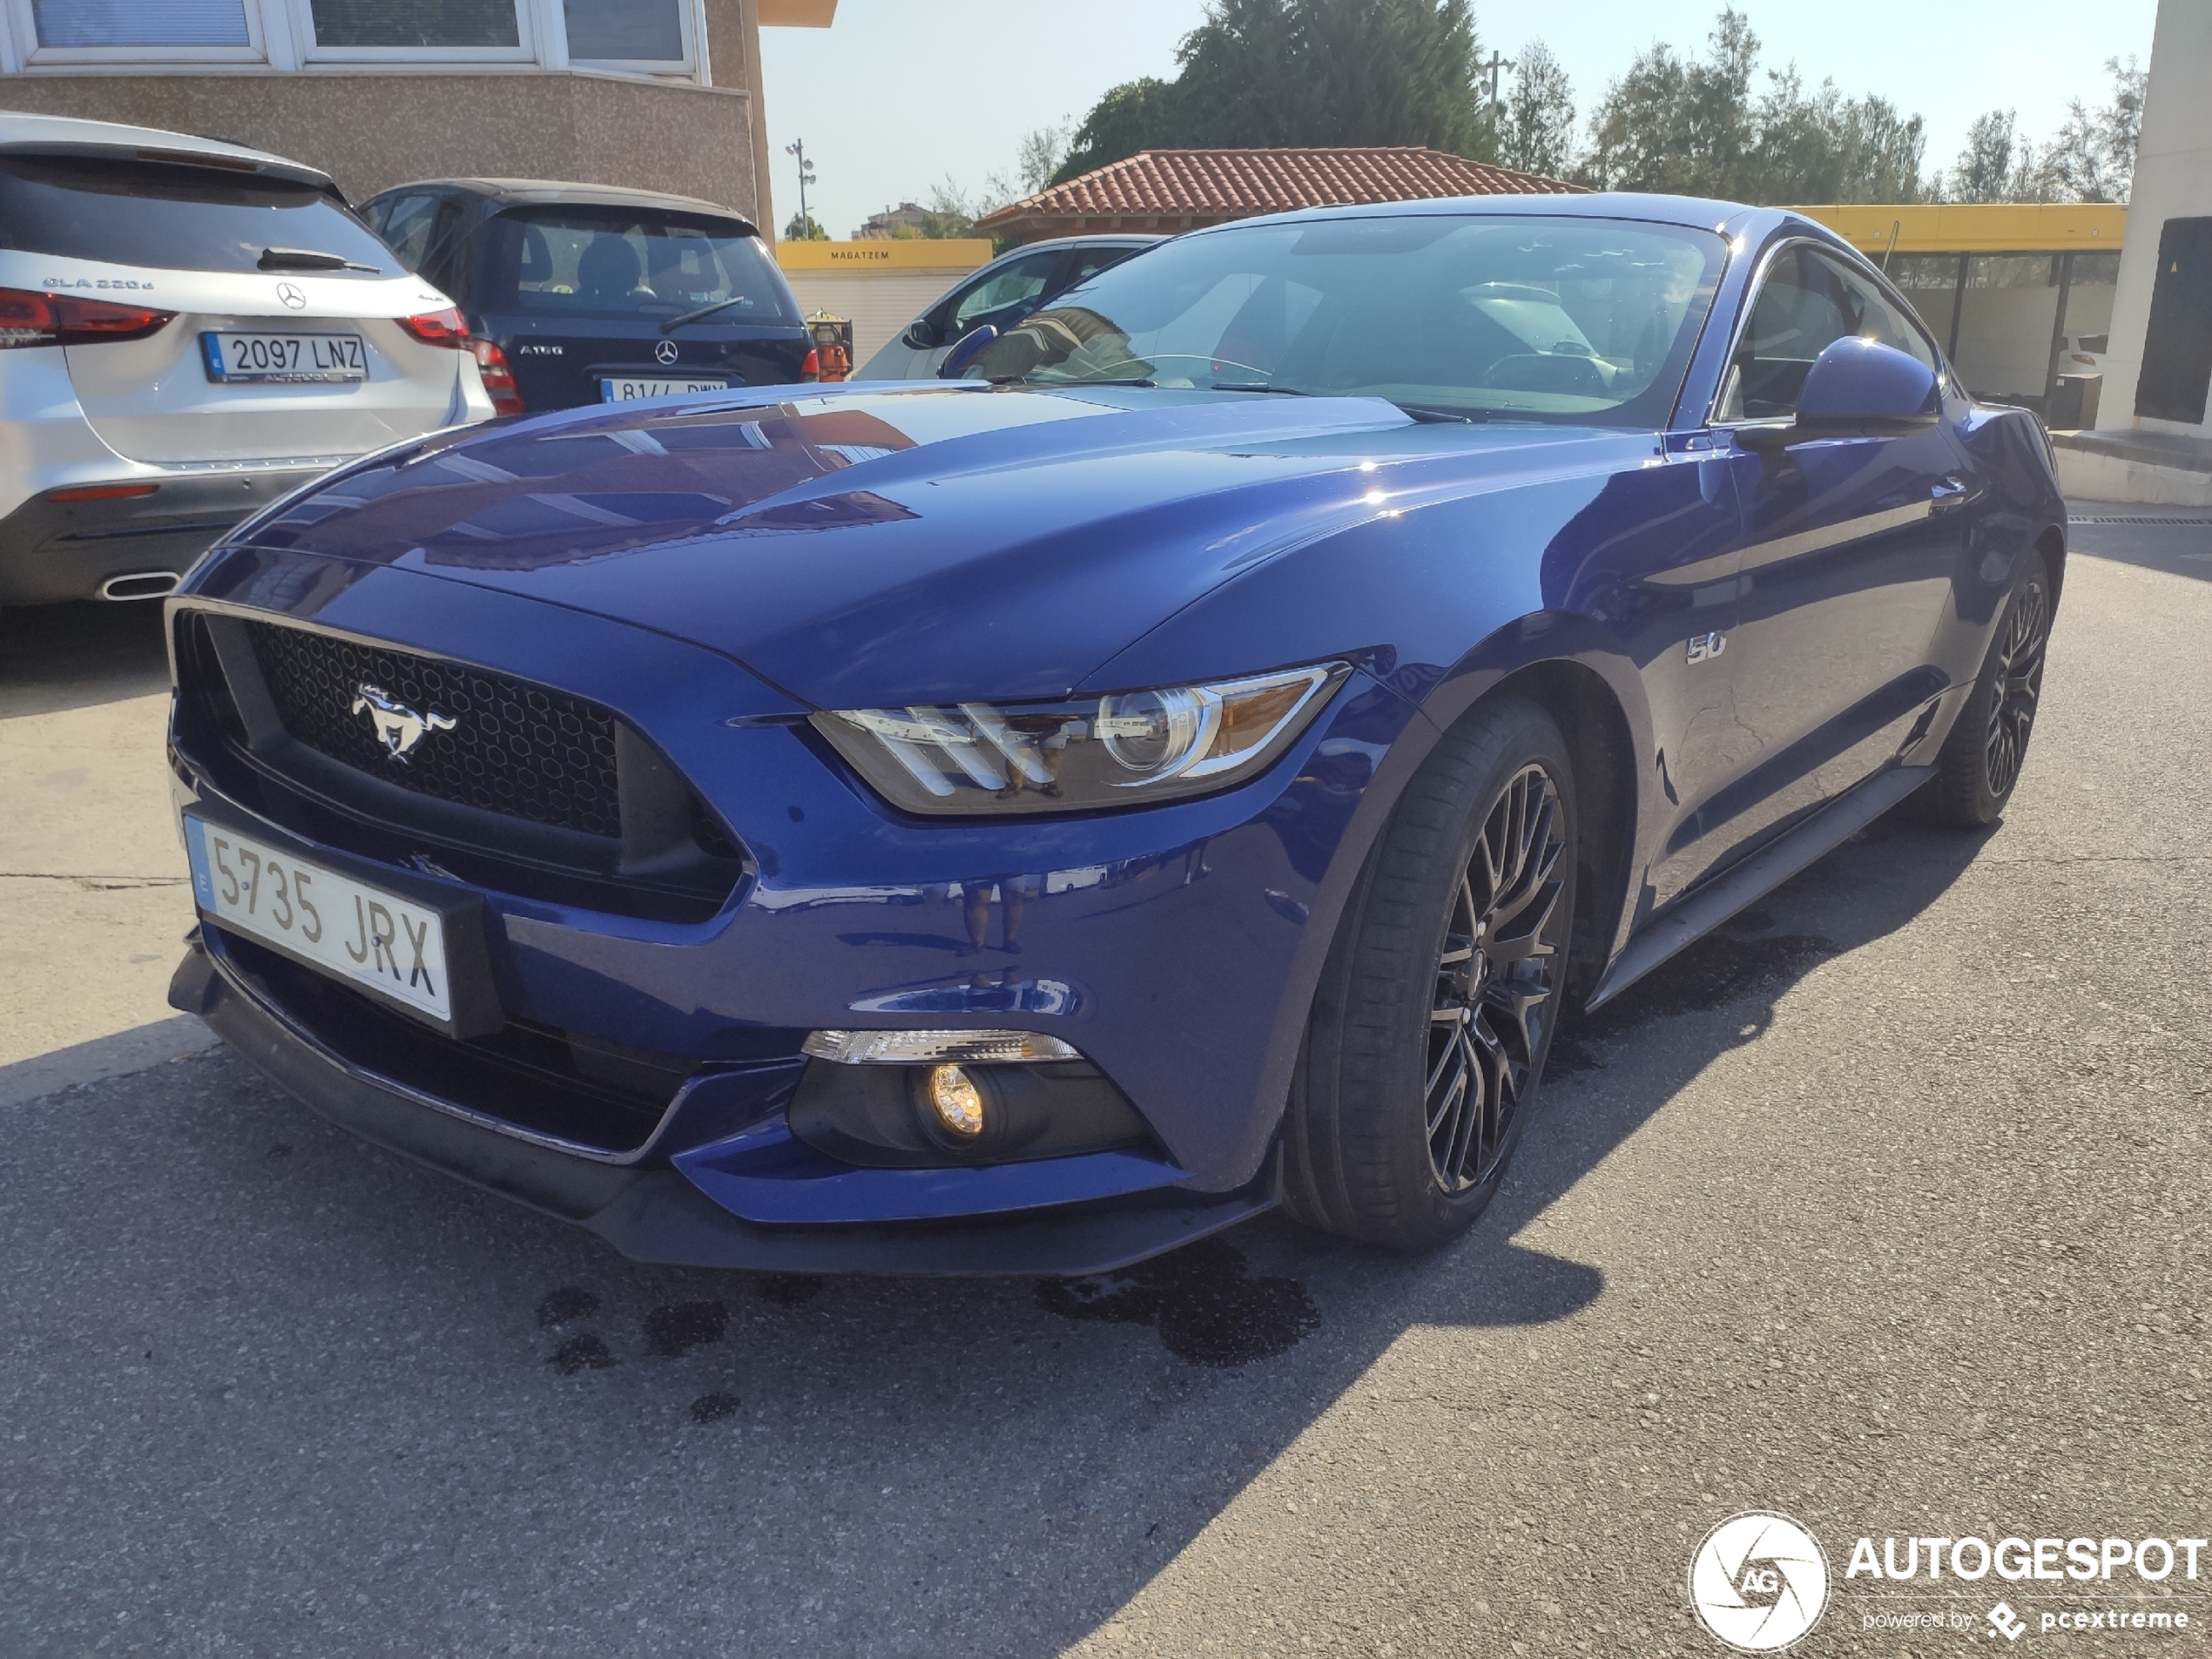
0, 155, 396, 276
482, 207, 799, 327
965, 213, 1729, 427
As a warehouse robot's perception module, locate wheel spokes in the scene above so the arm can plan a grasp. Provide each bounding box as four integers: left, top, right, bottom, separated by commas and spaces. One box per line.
1422, 761, 1567, 1196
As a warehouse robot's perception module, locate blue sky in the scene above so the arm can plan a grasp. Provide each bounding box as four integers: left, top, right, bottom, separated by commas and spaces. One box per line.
759, 0, 2157, 237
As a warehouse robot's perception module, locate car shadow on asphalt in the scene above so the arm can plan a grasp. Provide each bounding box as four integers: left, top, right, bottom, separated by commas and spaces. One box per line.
0, 598, 172, 718
0, 792, 2012, 1654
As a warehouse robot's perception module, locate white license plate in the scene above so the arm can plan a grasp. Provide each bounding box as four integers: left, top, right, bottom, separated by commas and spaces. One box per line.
201, 331, 368, 383
184, 817, 451, 1023
600, 375, 730, 401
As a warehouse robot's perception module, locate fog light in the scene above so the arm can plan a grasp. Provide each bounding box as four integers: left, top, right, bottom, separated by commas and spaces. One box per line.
922, 1064, 986, 1139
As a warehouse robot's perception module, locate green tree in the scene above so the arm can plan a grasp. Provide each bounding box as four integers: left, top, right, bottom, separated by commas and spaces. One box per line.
1579, 7, 1927, 204
782, 211, 828, 241
1948, 109, 2023, 202
1054, 0, 1495, 184
2040, 56, 2146, 202
1498, 39, 1575, 178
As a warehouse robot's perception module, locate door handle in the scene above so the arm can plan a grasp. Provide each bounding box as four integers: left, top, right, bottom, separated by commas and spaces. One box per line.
1930, 477, 1970, 513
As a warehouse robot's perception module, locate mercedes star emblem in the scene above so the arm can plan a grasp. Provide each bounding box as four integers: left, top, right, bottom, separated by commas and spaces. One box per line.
654, 339, 679, 365
276, 281, 307, 310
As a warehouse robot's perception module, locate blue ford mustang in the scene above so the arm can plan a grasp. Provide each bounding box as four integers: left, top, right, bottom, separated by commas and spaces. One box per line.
164, 194, 2063, 1275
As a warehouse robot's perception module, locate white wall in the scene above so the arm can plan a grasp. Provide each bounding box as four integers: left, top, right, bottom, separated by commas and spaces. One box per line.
780, 269, 971, 366
2097, 0, 2212, 435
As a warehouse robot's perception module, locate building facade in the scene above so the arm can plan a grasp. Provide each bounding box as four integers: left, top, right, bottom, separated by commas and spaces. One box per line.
0, 0, 839, 223
775, 238, 993, 365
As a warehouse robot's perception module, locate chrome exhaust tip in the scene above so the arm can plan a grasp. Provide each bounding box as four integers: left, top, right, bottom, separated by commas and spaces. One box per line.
97, 571, 179, 601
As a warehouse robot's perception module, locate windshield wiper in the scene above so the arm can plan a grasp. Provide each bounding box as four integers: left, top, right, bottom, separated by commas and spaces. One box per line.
260, 246, 380, 274
1012, 374, 1156, 388
1210, 381, 1306, 395
661, 296, 753, 334
1397, 404, 1493, 424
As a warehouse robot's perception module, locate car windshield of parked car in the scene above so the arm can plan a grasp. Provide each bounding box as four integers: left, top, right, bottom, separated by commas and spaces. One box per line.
0, 154, 397, 275
965, 213, 1728, 427
482, 208, 798, 325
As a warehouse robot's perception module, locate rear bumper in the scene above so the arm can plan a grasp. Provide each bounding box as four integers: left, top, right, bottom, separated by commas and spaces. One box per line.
0, 469, 327, 604
169, 936, 1280, 1277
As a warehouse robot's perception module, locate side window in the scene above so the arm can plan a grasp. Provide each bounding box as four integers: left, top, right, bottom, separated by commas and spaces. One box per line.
1062, 246, 1135, 288
374, 192, 445, 272
1721, 246, 1939, 421
948, 252, 1065, 334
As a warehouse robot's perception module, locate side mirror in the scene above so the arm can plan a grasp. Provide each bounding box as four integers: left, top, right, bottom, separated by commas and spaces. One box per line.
902, 319, 941, 349
1740, 337, 1940, 451
937, 323, 998, 380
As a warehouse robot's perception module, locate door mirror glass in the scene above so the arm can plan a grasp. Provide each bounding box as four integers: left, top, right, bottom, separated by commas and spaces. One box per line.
902, 319, 941, 349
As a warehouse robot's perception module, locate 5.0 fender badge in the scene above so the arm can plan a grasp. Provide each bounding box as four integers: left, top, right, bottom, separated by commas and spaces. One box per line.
352, 684, 455, 763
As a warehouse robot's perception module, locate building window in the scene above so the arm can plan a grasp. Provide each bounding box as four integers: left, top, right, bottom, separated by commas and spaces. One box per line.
563, 0, 687, 66
30, 0, 250, 45
299, 0, 530, 57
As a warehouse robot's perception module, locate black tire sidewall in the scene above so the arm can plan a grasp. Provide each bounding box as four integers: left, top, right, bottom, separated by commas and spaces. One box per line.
1295, 696, 1579, 1250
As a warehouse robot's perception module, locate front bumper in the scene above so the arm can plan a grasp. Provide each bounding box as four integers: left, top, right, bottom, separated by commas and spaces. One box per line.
171, 935, 1278, 1276
164, 551, 1421, 1270
0, 468, 328, 604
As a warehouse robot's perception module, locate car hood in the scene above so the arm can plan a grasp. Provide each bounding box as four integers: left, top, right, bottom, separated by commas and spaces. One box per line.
229, 382, 1640, 707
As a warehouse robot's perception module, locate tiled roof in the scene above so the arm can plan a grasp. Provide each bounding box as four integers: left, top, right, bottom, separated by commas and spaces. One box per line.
976, 147, 1584, 239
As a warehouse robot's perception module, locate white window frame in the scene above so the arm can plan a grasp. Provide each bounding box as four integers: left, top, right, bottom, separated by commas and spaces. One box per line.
0, 0, 710, 76
3, 0, 271, 64
560, 0, 698, 77
286, 0, 537, 64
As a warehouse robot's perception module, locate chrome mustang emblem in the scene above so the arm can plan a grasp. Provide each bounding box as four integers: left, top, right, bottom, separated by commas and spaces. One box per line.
351, 683, 455, 764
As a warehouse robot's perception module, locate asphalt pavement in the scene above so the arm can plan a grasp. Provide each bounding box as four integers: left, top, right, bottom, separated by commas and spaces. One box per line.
2, 515, 2208, 1656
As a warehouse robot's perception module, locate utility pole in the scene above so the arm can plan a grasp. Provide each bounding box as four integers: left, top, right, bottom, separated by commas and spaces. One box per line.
1480, 50, 1514, 120
785, 138, 817, 239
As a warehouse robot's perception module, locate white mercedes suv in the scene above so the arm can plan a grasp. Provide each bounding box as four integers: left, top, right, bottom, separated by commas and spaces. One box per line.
0, 111, 494, 610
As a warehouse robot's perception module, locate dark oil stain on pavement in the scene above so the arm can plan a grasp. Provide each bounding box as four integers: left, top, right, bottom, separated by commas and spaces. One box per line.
1549, 920, 1838, 1077
756, 1273, 824, 1306
644, 1300, 729, 1358
1036, 1236, 1319, 1366
536, 1285, 600, 1328
690, 1392, 741, 1424
549, 1332, 619, 1375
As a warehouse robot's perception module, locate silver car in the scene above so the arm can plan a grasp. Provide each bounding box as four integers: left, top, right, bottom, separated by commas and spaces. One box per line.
856, 235, 1158, 380
0, 111, 492, 609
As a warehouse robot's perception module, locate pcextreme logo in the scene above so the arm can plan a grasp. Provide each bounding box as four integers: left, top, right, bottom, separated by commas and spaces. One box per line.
1689, 1512, 1831, 1651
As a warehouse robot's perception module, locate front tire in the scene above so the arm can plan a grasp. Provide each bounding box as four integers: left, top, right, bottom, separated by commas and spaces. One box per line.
1285, 696, 1577, 1251
1925, 553, 2053, 827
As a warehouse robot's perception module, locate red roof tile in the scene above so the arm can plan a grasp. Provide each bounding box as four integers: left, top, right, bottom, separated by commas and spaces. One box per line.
977, 147, 1584, 239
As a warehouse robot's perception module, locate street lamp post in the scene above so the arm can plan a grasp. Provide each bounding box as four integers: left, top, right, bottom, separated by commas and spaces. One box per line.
1480, 50, 1514, 121
785, 138, 818, 239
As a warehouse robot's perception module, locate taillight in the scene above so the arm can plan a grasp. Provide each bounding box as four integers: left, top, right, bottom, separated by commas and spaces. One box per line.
0, 287, 175, 349
466, 337, 526, 416
49, 482, 158, 502
397, 307, 470, 347
799, 347, 821, 384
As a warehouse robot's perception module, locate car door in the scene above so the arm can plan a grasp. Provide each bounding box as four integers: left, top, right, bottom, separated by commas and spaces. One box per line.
1699, 241, 1976, 861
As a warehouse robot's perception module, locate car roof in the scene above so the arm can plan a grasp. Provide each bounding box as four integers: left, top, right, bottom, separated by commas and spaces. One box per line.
368, 175, 758, 232
1192, 190, 1778, 239
0, 107, 333, 190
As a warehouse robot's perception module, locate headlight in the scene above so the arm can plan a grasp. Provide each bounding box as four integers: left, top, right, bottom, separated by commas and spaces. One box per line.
813, 661, 1352, 816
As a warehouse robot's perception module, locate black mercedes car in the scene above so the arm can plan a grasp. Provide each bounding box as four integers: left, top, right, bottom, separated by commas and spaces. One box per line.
359, 178, 813, 415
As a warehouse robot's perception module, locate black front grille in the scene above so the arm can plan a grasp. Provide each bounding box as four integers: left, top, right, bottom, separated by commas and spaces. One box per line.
246, 619, 623, 840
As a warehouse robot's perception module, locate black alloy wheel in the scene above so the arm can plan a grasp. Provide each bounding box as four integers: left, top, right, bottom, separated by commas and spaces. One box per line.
1285, 695, 1578, 1251
1425, 764, 1566, 1195
1928, 554, 2054, 827
1982, 573, 2048, 799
